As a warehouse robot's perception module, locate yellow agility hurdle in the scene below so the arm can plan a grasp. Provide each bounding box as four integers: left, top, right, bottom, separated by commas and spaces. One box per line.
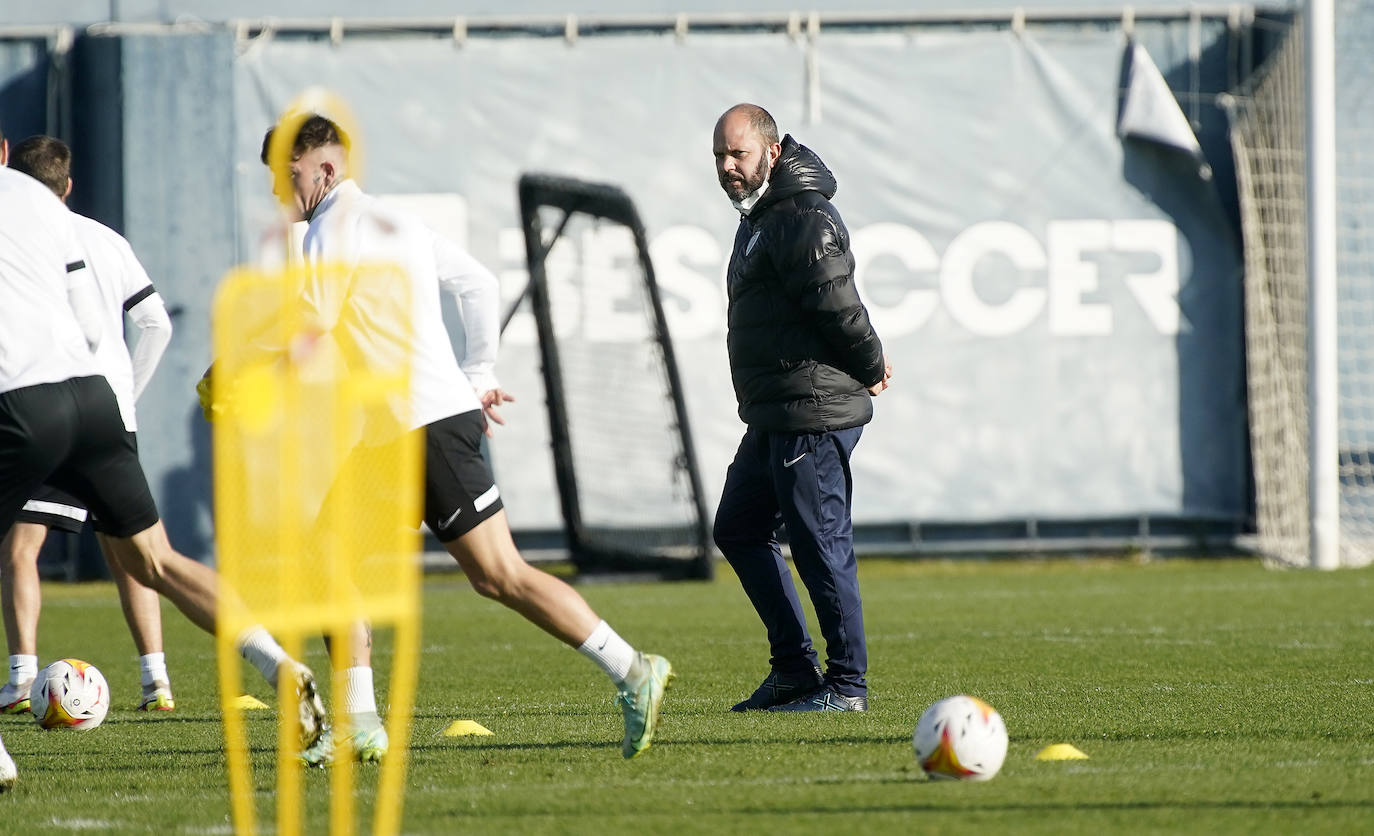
212, 261, 421, 836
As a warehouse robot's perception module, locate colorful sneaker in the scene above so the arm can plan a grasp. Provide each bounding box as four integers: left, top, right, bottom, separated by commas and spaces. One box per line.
299, 725, 334, 768
769, 684, 867, 713
730, 665, 823, 712
138, 681, 175, 712
280, 662, 327, 750
615, 652, 674, 759
0, 734, 15, 792
345, 724, 389, 764
0, 681, 32, 715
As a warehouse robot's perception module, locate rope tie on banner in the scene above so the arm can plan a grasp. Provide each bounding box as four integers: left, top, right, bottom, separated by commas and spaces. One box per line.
452, 17, 466, 47
329, 17, 343, 47
805, 11, 821, 125
565, 14, 578, 45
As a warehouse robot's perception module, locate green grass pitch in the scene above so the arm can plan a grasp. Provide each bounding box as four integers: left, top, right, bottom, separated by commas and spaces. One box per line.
2, 556, 1373, 834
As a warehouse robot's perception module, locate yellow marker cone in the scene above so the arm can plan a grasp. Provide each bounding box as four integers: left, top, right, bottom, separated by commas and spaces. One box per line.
233, 694, 271, 710
442, 720, 494, 737
1036, 743, 1089, 761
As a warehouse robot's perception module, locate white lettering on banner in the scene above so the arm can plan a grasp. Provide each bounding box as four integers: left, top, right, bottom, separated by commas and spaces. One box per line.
649, 226, 725, 341
439, 207, 1187, 344
850, 223, 941, 335
1115, 220, 1185, 334
852, 218, 1185, 338
941, 221, 1048, 337
1048, 220, 1113, 336
573, 226, 647, 342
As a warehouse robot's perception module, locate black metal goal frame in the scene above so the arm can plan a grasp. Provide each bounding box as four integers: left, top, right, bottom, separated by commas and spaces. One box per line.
512, 172, 713, 580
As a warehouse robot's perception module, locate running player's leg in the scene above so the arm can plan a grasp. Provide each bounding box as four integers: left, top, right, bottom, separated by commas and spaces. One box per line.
0, 522, 48, 713
0, 385, 81, 716
98, 533, 174, 710
302, 440, 391, 764
55, 376, 325, 745
430, 412, 673, 758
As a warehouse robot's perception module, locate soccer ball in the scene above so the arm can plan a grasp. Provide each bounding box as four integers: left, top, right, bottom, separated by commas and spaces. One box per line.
913, 694, 1008, 781
30, 659, 110, 731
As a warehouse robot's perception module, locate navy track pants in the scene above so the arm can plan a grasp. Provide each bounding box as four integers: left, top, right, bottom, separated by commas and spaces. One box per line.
713, 424, 867, 697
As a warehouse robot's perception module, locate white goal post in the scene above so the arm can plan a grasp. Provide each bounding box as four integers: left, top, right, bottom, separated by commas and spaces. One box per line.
1229, 1, 1374, 568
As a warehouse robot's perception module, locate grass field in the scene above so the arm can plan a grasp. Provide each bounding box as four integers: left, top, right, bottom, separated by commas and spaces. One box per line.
3, 556, 1374, 834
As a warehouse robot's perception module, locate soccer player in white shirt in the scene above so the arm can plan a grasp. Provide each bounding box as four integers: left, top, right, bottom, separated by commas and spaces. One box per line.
235, 115, 673, 762
0, 145, 328, 772
0, 126, 13, 796
0, 135, 177, 715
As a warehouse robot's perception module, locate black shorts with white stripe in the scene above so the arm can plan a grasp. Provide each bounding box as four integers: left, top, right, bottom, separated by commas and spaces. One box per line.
421, 411, 504, 542
16, 484, 88, 534
0, 377, 160, 538
15, 433, 141, 535
319, 410, 503, 546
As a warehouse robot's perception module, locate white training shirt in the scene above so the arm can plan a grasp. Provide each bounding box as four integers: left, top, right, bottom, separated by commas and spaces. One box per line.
299, 179, 501, 432
71, 213, 173, 432
0, 166, 101, 394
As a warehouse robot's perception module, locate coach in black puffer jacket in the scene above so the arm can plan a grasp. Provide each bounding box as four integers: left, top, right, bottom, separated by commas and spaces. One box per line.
724, 135, 886, 431
712, 103, 891, 715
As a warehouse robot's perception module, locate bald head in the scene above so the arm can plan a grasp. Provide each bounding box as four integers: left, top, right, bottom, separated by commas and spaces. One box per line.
713, 103, 782, 203
716, 103, 779, 147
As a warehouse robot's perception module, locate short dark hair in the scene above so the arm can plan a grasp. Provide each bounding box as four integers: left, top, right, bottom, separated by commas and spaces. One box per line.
10, 135, 71, 198
260, 114, 349, 165
730, 103, 779, 146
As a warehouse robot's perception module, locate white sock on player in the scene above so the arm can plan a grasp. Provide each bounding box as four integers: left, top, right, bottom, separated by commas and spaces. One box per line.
139, 652, 168, 688
577, 620, 635, 684
8, 655, 36, 687
341, 666, 378, 716
236, 627, 289, 689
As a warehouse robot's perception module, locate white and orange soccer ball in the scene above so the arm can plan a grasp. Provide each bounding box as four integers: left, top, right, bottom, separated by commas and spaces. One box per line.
30, 659, 110, 731
913, 694, 1008, 781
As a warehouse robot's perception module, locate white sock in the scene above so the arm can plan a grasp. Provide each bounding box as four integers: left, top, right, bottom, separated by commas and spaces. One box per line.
341, 666, 378, 716
577, 620, 635, 684
236, 627, 289, 689
139, 653, 168, 689
8, 654, 37, 687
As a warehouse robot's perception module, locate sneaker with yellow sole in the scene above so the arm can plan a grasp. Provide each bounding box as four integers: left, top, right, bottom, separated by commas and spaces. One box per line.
0, 681, 31, 715
615, 652, 674, 759
138, 681, 175, 712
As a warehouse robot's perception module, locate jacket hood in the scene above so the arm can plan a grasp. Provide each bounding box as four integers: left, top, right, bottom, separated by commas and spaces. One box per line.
755, 135, 837, 213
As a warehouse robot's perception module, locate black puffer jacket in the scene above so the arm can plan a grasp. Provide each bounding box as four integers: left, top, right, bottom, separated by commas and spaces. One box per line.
724, 135, 885, 433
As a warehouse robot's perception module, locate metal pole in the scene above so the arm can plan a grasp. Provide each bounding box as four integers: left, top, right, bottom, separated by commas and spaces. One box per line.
1307, 0, 1339, 569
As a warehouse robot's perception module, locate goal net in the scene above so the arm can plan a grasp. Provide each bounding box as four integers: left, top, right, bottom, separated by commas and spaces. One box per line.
1229, 5, 1374, 567
514, 173, 712, 579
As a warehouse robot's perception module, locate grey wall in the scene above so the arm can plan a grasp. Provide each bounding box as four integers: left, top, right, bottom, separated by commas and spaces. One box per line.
3, 9, 1282, 559
2, 1, 1302, 27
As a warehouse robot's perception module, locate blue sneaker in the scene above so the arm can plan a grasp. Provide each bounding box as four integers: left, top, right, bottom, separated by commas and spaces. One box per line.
730, 666, 823, 712
615, 652, 674, 759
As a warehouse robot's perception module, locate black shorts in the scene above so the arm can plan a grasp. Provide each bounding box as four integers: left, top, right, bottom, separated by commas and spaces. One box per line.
15, 484, 88, 534
15, 433, 140, 535
0, 377, 159, 539
421, 411, 504, 541
323, 411, 503, 544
